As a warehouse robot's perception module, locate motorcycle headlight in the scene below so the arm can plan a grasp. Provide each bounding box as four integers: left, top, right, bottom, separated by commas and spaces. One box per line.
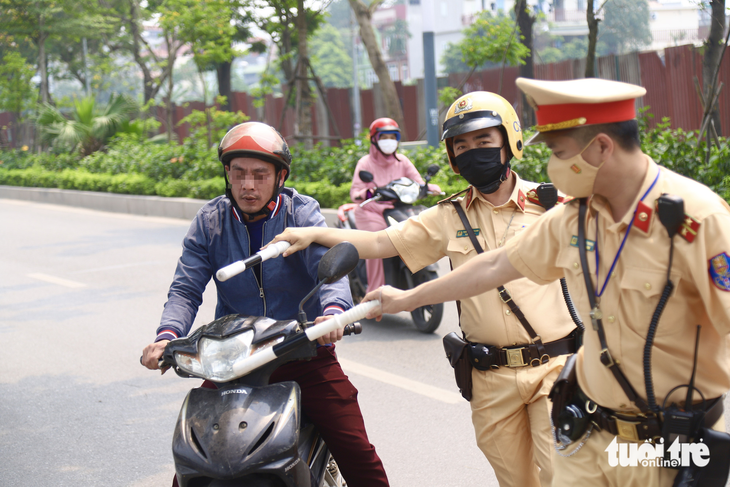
173, 330, 283, 382
394, 180, 420, 204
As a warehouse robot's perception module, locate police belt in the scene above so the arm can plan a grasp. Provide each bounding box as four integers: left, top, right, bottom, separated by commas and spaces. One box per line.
471, 330, 578, 369
580, 389, 725, 442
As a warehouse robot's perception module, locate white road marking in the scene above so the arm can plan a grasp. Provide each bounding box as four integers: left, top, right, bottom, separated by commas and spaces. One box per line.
337, 358, 462, 404
28, 273, 86, 288
72, 261, 166, 274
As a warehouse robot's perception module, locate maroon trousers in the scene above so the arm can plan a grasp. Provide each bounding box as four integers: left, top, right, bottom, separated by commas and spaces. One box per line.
173, 345, 389, 487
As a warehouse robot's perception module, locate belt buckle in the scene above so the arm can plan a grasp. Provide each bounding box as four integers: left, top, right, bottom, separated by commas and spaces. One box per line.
505, 347, 526, 367
499, 288, 512, 304
615, 417, 640, 442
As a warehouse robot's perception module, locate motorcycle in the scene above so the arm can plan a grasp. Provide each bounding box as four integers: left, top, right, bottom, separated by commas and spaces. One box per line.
337, 164, 444, 333
162, 241, 380, 487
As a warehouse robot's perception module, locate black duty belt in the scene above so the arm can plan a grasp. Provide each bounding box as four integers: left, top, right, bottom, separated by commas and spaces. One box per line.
498, 332, 578, 367
496, 331, 578, 368
470, 330, 579, 369
582, 391, 725, 442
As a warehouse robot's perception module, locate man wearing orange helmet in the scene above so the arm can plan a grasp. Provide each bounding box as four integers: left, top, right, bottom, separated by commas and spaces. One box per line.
141, 122, 390, 487
270, 94, 582, 486
350, 118, 441, 292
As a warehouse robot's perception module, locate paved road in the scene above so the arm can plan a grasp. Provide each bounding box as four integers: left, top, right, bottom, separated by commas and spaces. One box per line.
0, 199, 495, 487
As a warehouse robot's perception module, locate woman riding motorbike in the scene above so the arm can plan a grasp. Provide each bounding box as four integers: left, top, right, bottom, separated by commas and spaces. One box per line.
350, 118, 441, 293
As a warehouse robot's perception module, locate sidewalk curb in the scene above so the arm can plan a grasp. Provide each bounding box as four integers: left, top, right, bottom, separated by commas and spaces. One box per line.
0, 186, 340, 227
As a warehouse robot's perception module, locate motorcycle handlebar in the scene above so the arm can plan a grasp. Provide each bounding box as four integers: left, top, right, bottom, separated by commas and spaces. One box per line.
343, 322, 362, 336
216, 241, 291, 282
230, 300, 380, 378
359, 194, 382, 208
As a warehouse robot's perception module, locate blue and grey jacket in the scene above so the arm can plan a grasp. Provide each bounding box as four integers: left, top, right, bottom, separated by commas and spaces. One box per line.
156, 187, 352, 341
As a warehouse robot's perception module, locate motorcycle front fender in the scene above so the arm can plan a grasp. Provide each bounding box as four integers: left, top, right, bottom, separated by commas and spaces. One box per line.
173, 381, 310, 487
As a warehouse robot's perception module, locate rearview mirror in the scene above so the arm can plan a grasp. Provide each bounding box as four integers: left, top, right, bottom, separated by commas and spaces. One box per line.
317, 242, 360, 284
427, 164, 440, 177
359, 170, 374, 183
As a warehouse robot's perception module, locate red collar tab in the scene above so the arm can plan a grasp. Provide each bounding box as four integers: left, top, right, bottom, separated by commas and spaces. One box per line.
632, 200, 653, 233
679, 214, 701, 243
535, 99, 637, 130
517, 189, 526, 211
465, 187, 474, 208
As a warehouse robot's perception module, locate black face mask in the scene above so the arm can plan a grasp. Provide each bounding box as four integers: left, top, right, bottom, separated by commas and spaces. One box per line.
454, 147, 510, 194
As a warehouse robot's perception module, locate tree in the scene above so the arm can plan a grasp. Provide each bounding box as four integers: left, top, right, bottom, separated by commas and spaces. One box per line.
701, 0, 727, 135
36, 93, 137, 155
310, 23, 352, 87
585, 0, 609, 77
247, 0, 329, 144
348, 0, 405, 131
295, 0, 314, 148
440, 11, 529, 93
537, 37, 608, 64
0, 0, 113, 104
514, 0, 537, 126
210, 2, 262, 112
600, 0, 652, 55
108, 0, 185, 106
0, 50, 37, 146
172, 0, 239, 147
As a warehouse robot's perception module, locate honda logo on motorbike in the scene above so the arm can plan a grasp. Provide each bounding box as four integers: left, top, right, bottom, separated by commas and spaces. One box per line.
221, 389, 249, 396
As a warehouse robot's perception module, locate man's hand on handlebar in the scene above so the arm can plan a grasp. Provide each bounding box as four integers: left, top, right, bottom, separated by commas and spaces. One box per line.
141, 340, 170, 373
314, 315, 344, 345
427, 183, 442, 195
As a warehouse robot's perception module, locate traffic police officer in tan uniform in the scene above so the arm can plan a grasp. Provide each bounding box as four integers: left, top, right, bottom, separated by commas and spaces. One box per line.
361, 78, 730, 486
271, 92, 581, 487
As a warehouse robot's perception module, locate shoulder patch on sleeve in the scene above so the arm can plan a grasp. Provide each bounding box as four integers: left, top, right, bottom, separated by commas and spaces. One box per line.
709, 252, 730, 291
679, 214, 701, 243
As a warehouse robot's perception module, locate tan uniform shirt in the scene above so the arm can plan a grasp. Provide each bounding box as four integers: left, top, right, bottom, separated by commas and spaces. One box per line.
506, 158, 730, 411
386, 172, 576, 346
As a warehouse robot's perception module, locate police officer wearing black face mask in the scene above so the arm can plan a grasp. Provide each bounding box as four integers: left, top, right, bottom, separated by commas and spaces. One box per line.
268, 91, 581, 487
451, 127, 512, 195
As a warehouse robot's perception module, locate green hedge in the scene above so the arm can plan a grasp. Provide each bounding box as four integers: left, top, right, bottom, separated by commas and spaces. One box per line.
1, 116, 728, 208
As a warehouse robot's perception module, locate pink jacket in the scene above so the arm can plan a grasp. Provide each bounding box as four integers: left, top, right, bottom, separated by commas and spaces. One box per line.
350, 145, 426, 215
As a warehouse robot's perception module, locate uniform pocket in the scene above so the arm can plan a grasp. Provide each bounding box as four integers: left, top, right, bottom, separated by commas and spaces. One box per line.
447, 235, 488, 255
555, 246, 586, 307
619, 266, 683, 336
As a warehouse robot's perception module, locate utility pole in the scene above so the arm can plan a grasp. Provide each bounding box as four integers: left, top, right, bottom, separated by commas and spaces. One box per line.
351, 9, 362, 143
421, 0, 439, 146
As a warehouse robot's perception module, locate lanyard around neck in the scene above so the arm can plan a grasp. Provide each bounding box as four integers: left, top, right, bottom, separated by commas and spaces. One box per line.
594, 170, 660, 298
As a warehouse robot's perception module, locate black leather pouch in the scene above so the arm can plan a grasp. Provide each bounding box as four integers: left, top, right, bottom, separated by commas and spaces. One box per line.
443, 332, 473, 401
549, 353, 578, 424
672, 427, 730, 487
467, 343, 497, 371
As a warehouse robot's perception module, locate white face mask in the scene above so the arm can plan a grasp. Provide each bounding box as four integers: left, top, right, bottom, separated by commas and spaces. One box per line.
378, 139, 398, 155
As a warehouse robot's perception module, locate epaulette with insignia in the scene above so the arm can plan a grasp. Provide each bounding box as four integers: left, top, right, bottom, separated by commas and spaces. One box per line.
679, 214, 701, 243
438, 187, 470, 205
525, 188, 574, 208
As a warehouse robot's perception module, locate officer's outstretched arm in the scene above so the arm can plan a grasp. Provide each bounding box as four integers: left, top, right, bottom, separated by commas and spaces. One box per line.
363, 247, 522, 319
271, 227, 398, 259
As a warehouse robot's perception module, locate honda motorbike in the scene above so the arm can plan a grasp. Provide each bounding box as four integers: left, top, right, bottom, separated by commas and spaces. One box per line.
161, 242, 380, 487
337, 164, 444, 333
